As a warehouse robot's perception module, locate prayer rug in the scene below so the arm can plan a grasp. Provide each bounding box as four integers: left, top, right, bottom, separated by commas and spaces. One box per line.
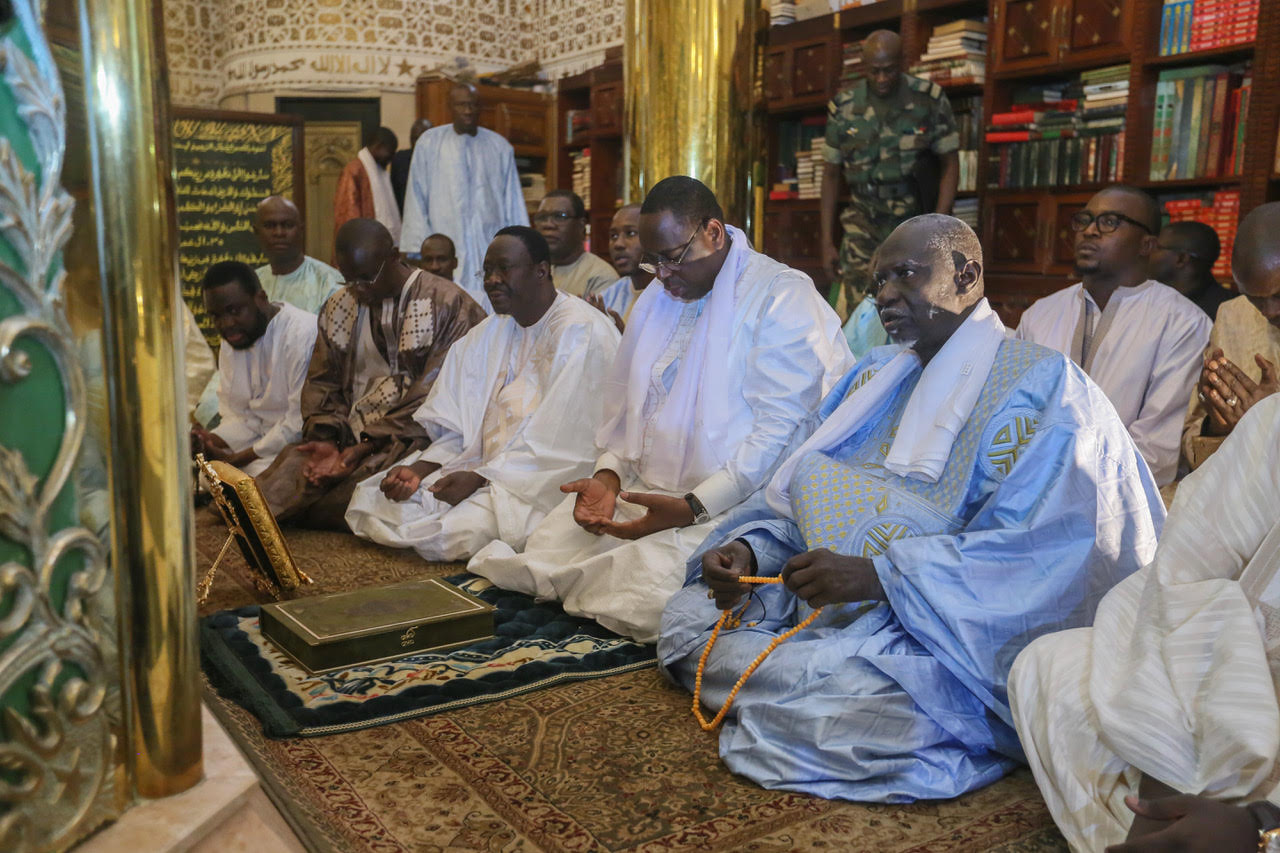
195, 517, 1067, 852
201, 575, 657, 738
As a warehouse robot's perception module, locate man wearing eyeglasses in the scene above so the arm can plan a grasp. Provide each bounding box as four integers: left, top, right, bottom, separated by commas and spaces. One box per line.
254, 218, 486, 529
1016, 186, 1210, 486
533, 190, 619, 299
468, 176, 854, 643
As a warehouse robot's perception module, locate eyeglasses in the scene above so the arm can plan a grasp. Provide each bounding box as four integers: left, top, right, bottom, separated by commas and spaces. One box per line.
638, 220, 706, 275
533, 211, 578, 224
1070, 211, 1153, 235
482, 260, 534, 278
344, 257, 387, 289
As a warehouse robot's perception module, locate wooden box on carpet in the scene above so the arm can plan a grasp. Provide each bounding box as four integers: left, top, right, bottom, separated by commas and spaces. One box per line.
260, 578, 496, 673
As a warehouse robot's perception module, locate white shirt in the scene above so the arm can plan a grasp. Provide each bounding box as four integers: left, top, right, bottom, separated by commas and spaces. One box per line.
1016, 280, 1210, 485
400, 126, 529, 307
214, 302, 318, 476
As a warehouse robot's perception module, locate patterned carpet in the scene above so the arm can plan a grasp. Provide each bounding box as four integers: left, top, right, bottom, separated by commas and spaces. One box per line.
195, 514, 1068, 852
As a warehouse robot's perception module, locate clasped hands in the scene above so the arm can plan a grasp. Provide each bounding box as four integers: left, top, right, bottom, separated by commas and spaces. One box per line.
562, 470, 693, 540
701, 539, 886, 611
1199, 347, 1278, 435
378, 460, 486, 506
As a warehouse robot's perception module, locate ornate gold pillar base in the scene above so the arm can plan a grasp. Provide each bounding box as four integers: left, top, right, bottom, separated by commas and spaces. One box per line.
624, 0, 760, 226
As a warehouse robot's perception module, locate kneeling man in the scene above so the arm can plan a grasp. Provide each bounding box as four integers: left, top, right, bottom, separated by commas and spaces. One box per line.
191, 260, 317, 476
659, 214, 1166, 802
345, 227, 621, 560
469, 176, 853, 642
255, 219, 486, 529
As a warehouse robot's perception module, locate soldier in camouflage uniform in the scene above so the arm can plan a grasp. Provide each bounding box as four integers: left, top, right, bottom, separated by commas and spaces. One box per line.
821, 31, 960, 319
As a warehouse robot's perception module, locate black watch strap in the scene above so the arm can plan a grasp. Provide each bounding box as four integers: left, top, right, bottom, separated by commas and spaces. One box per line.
1248, 801, 1280, 833
684, 492, 710, 525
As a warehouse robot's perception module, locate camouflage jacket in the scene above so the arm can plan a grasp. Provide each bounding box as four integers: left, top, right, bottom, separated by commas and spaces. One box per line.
823, 73, 960, 195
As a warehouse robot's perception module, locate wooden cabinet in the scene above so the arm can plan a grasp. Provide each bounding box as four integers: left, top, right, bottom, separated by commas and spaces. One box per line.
983, 190, 1092, 276
762, 200, 832, 291
415, 79, 554, 159
764, 37, 840, 109
992, 0, 1130, 72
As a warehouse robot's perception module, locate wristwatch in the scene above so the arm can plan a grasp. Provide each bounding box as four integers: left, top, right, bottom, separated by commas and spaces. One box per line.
1247, 801, 1280, 852
684, 492, 710, 525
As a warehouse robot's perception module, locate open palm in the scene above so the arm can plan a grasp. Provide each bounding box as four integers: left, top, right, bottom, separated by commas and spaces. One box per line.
564, 477, 617, 529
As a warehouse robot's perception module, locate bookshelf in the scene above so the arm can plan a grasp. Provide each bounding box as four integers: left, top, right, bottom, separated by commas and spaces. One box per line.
554, 49, 625, 258
757, 0, 1280, 326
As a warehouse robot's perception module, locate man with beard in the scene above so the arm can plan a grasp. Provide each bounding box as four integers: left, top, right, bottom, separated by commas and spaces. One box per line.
589, 203, 654, 332
190, 261, 317, 477
254, 218, 486, 529
1017, 186, 1210, 485
468, 176, 853, 642
345, 227, 620, 560
535, 190, 618, 298
659, 214, 1164, 802
253, 195, 343, 314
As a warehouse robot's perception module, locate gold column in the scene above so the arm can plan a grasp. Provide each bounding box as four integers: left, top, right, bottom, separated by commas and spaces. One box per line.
624, 0, 761, 227
79, 0, 203, 796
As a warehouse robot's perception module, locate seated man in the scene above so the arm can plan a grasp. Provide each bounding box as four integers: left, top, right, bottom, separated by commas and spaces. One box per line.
191, 261, 317, 476
345, 226, 620, 560
1148, 220, 1231, 320
253, 195, 343, 314
589, 203, 654, 332
659, 214, 1165, 802
416, 233, 458, 283
1181, 202, 1280, 471
255, 218, 486, 529
1009, 400, 1280, 852
1016, 186, 1210, 486
469, 176, 853, 642
534, 190, 618, 298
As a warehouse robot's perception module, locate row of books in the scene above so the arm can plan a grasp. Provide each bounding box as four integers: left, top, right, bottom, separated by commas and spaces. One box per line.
565, 109, 591, 145
570, 149, 590, 207
1158, 0, 1259, 56
841, 39, 864, 85
908, 19, 987, 87
1148, 63, 1251, 181
1163, 191, 1239, 279
987, 133, 1126, 189
952, 95, 983, 152
515, 157, 546, 207
953, 197, 978, 230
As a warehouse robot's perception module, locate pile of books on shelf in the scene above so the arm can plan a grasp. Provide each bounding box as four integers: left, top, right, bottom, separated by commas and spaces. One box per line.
841, 39, 865, 84
952, 95, 983, 193
1163, 190, 1240, 279
794, 135, 824, 200
1158, 0, 1259, 56
570, 149, 590, 204
769, 1, 796, 25
953, 197, 979, 230
515, 157, 545, 207
565, 109, 591, 145
909, 19, 987, 86
984, 66, 1128, 189
1149, 62, 1251, 181
770, 117, 826, 200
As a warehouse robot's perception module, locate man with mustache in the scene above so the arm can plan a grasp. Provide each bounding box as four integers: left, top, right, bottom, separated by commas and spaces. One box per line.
254, 218, 485, 529
468, 176, 853, 642
1016, 185, 1210, 485
191, 260, 317, 477
345, 226, 619, 560
659, 214, 1164, 802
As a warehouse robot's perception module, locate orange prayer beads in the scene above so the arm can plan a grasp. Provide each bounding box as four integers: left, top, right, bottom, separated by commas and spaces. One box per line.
691, 576, 823, 731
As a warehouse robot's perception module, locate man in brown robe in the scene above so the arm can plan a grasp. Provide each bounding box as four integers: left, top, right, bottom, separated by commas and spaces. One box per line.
255, 218, 486, 529
334, 127, 400, 245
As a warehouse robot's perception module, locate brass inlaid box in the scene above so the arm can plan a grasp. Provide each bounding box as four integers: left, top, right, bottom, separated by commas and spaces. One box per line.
259, 578, 496, 673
